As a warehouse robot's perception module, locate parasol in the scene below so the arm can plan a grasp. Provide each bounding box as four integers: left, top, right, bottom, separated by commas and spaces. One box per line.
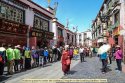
98, 44, 111, 54
0, 47, 6, 51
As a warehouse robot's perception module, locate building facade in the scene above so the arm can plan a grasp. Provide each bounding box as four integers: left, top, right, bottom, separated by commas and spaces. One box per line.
92, 0, 125, 61
76, 29, 92, 47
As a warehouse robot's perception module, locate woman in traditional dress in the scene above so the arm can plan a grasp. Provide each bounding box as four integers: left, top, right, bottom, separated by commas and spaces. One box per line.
61, 45, 71, 75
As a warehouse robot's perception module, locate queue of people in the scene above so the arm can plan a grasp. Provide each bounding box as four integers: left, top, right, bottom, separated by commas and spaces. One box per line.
0, 44, 63, 76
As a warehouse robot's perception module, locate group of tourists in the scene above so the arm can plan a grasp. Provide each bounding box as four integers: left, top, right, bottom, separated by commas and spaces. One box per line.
0, 44, 64, 76
98, 43, 123, 74
0, 43, 92, 76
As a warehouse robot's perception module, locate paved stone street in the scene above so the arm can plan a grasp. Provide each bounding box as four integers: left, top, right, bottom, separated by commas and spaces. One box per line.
1, 56, 125, 83
62, 57, 125, 83
0, 59, 79, 83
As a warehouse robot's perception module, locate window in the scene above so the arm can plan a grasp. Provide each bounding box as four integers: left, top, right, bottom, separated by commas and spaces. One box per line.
58, 28, 63, 36
114, 11, 120, 23
34, 16, 49, 31
0, 2, 24, 23
67, 33, 70, 39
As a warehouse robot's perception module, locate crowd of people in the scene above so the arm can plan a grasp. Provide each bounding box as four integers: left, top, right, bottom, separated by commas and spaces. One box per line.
1, 43, 121, 76
0, 44, 92, 76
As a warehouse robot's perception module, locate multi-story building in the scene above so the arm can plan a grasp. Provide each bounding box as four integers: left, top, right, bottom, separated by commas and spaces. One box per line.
92, 0, 124, 47
92, 0, 125, 61
0, 0, 77, 48
76, 29, 92, 47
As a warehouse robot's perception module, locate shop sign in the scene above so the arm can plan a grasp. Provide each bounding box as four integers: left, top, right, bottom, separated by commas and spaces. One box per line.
0, 19, 28, 35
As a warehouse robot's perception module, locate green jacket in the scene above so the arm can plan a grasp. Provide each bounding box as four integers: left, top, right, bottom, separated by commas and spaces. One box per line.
6, 48, 15, 61
14, 48, 20, 60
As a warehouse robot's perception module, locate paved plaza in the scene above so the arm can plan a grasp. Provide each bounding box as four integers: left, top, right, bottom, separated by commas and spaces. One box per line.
1, 57, 125, 83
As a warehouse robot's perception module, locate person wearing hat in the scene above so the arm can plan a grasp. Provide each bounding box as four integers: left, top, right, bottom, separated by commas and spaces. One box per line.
6, 44, 15, 75
114, 45, 123, 72
13, 45, 21, 72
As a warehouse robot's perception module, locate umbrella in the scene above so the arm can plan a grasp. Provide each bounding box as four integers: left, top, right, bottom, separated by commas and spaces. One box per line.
98, 44, 111, 54
0, 47, 6, 51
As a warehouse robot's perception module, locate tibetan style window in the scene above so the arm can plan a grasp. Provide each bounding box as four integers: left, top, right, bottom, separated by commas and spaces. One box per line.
34, 16, 49, 31
0, 2, 24, 23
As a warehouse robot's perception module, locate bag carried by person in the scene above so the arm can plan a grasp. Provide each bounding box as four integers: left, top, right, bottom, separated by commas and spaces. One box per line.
33, 53, 38, 58
0, 55, 3, 62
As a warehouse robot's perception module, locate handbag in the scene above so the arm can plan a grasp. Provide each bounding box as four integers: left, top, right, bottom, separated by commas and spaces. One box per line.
66, 58, 71, 65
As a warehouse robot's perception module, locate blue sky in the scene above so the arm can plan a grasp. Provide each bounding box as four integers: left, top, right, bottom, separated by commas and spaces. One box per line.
32, 0, 103, 32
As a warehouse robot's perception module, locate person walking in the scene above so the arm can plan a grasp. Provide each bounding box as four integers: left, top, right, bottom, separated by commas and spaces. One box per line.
6, 45, 15, 75
61, 45, 71, 75
13, 45, 21, 72
73, 47, 79, 60
99, 43, 108, 74
0, 44, 6, 76
114, 45, 123, 72
79, 46, 84, 62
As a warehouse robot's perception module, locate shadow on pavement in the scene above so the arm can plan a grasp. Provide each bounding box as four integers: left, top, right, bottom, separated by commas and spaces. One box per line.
69, 70, 77, 75
0, 75, 11, 83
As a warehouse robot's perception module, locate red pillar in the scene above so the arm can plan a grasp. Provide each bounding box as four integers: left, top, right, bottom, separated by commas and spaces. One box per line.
29, 37, 37, 48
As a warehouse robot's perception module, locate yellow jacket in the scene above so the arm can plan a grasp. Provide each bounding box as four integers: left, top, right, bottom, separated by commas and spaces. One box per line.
73, 49, 78, 55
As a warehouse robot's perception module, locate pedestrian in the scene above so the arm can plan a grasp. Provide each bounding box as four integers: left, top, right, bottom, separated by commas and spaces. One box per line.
69, 47, 73, 60
24, 47, 31, 70
61, 45, 71, 75
48, 47, 53, 63
6, 45, 14, 75
108, 50, 112, 64
39, 47, 44, 67
53, 45, 58, 62
43, 47, 49, 65
20, 46, 25, 71
36, 47, 40, 67
73, 47, 79, 60
31, 46, 37, 68
79, 46, 84, 62
13, 45, 21, 72
114, 45, 123, 72
99, 43, 108, 74
0, 44, 6, 76
57, 47, 61, 61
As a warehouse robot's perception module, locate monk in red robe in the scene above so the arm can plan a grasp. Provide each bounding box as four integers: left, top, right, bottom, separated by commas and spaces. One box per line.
61, 45, 71, 75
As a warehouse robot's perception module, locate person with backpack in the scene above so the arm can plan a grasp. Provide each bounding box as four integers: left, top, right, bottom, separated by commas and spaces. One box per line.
0, 44, 6, 76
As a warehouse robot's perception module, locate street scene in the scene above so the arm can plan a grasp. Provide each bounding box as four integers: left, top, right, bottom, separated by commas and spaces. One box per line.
0, 0, 125, 83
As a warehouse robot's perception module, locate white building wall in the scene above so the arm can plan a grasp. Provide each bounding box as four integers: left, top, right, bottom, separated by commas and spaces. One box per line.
25, 8, 34, 27
120, 0, 125, 30
52, 19, 58, 46
63, 29, 67, 45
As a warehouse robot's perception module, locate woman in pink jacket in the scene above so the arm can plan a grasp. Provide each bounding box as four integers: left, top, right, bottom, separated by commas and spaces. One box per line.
114, 45, 123, 71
